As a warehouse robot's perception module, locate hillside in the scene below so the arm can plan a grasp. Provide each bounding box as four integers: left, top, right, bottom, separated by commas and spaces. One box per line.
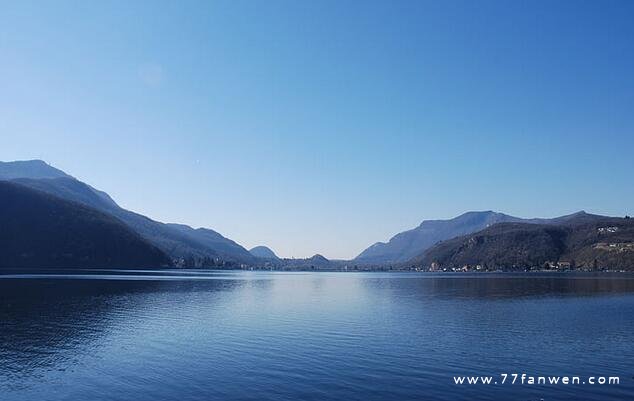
415, 214, 634, 271
249, 246, 280, 259
356, 210, 597, 264
0, 181, 171, 269
1, 160, 255, 267
356, 211, 533, 264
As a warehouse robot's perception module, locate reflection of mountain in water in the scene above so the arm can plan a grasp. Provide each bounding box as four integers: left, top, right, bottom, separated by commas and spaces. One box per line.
1, 272, 633, 401
359, 273, 634, 300
0, 276, 247, 384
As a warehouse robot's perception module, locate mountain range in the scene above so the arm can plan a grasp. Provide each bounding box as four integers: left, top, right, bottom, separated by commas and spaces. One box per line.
0, 160, 254, 268
1, 160, 632, 271
354, 210, 591, 264
414, 213, 634, 271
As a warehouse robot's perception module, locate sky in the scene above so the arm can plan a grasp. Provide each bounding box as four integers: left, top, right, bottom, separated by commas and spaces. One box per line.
1, 0, 633, 259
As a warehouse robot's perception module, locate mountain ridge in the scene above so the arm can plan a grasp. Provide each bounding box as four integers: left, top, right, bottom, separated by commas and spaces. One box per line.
0, 160, 255, 267
355, 210, 598, 264
0, 181, 171, 269
0, 159, 71, 180
413, 214, 634, 271
1, 160, 629, 270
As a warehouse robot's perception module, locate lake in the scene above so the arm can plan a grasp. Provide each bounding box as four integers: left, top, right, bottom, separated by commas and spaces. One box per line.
1, 271, 633, 401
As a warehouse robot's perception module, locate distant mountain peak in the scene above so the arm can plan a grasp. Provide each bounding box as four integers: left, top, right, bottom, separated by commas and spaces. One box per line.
0, 159, 71, 180
416, 212, 633, 270
357, 210, 527, 264
309, 254, 329, 263
249, 246, 279, 259
355, 210, 615, 264
416, 210, 509, 227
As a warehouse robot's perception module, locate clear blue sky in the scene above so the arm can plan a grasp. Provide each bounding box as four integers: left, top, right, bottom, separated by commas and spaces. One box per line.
1, 0, 633, 259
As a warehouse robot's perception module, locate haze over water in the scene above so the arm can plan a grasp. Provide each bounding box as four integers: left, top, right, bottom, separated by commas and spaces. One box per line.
1, 271, 633, 401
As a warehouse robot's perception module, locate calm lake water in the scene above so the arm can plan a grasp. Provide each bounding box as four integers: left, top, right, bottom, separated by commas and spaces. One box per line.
1, 271, 633, 401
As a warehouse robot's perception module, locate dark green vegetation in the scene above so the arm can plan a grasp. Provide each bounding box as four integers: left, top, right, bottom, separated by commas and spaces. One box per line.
415, 213, 634, 271
0, 181, 170, 269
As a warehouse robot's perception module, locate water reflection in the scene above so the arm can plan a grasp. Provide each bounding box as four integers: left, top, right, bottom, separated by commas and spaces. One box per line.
359, 273, 634, 300
1, 272, 633, 401
0, 278, 246, 385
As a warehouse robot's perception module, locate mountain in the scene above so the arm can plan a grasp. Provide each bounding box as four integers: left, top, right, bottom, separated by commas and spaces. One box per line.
0, 160, 255, 267
414, 213, 634, 271
165, 224, 254, 264
0, 159, 70, 180
249, 246, 279, 259
276, 254, 335, 270
13, 176, 119, 211
308, 254, 329, 265
355, 211, 526, 264
355, 210, 593, 264
0, 181, 171, 269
